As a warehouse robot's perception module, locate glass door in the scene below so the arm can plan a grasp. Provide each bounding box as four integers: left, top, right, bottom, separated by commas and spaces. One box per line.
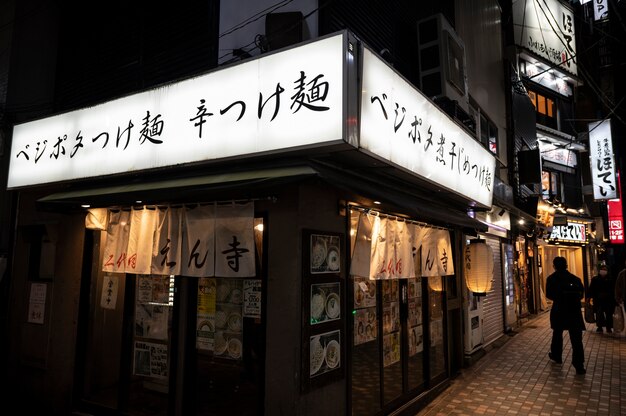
78, 231, 177, 416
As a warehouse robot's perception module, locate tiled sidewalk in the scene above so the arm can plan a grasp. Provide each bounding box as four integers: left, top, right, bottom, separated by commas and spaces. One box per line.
416, 312, 626, 416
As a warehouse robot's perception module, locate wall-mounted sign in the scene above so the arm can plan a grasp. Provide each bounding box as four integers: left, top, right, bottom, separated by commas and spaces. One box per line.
594, 0, 609, 21
513, 0, 577, 76
536, 199, 555, 227
608, 198, 624, 244
589, 119, 617, 200
522, 59, 572, 96
538, 140, 577, 168
360, 48, 495, 208
8, 34, 346, 188
548, 221, 587, 244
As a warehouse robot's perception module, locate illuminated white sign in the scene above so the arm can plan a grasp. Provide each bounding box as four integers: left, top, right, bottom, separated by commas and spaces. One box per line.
594, 0, 609, 21
588, 119, 617, 200
360, 48, 495, 208
8, 34, 346, 188
513, 0, 577, 76
523, 61, 572, 96
538, 140, 577, 167
549, 222, 587, 243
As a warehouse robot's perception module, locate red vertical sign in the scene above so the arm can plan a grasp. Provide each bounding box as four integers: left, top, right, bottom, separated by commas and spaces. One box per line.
608, 171, 624, 244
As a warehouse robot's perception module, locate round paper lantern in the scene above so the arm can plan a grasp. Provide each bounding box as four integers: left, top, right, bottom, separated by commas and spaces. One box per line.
464, 240, 494, 296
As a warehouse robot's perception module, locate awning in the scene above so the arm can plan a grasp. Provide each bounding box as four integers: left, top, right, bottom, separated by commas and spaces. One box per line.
37, 162, 487, 232
37, 166, 318, 209
310, 161, 488, 232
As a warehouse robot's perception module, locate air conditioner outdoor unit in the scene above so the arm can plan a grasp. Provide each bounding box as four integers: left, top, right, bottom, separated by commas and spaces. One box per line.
417, 14, 469, 113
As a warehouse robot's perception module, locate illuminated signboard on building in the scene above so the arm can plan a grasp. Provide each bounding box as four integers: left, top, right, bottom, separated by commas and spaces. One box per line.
588, 119, 617, 200
360, 47, 496, 208
8, 34, 347, 189
608, 198, 624, 244
548, 221, 587, 244
512, 0, 577, 76
607, 172, 624, 244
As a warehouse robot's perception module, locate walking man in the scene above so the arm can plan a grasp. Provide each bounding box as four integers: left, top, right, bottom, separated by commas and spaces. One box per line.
546, 256, 586, 375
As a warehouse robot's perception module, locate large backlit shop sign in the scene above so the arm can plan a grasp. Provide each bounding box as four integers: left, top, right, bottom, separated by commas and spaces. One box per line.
512, 0, 577, 76
8, 34, 346, 189
359, 47, 495, 208
548, 221, 587, 244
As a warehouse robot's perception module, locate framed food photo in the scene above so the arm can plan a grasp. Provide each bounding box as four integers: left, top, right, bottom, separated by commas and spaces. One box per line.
306, 231, 343, 275
310, 282, 341, 324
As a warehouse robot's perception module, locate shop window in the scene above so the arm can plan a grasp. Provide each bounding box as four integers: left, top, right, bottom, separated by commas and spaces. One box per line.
541, 170, 561, 200
349, 207, 452, 415
528, 89, 557, 129
478, 111, 498, 156
78, 209, 266, 416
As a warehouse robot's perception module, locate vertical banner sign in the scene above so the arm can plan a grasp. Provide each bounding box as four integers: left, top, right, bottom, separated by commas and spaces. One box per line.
589, 120, 617, 200
594, 0, 609, 21
608, 198, 624, 244
607, 172, 624, 244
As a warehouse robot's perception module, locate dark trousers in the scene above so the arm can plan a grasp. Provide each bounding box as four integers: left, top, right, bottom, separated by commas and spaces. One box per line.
594, 303, 614, 329
551, 329, 584, 368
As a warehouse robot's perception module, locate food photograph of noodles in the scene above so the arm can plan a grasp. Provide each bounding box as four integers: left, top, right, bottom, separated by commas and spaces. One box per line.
309, 329, 341, 378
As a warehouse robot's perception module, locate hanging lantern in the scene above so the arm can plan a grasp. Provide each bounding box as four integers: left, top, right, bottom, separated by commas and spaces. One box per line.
428, 275, 444, 292
464, 240, 494, 296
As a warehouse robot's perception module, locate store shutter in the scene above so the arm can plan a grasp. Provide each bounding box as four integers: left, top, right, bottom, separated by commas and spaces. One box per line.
481, 236, 504, 345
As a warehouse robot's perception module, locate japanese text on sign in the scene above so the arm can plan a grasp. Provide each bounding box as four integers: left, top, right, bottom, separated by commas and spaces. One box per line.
360, 48, 495, 207
8, 35, 345, 188
589, 119, 617, 200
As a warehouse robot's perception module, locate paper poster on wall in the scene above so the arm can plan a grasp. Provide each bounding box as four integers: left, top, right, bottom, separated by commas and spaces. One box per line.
408, 325, 424, 356
214, 278, 243, 360
354, 307, 377, 346
196, 278, 216, 351
383, 332, 400, 367
136, 275, 171, 340
134, 340, 168, 379
353, 278, 376, 309
243, 279, 262, 318
27, 282, 47, 324
100, 274, 119, 310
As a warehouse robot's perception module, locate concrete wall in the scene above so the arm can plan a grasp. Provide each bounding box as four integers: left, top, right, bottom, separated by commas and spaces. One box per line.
263, 180, 347, 415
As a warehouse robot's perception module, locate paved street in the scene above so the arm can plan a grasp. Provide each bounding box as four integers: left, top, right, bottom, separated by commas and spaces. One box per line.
416, 311, 626, 416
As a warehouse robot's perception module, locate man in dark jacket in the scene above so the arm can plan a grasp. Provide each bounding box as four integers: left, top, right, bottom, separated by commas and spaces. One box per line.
546, 256, 586, 375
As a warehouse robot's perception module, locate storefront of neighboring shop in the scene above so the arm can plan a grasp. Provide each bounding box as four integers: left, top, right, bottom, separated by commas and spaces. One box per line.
467, 206, 514, 353
4, 31, 496, 416
537, 218, 592, 307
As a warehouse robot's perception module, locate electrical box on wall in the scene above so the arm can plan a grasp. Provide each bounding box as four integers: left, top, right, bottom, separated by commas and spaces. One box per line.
417, 13, 469, 114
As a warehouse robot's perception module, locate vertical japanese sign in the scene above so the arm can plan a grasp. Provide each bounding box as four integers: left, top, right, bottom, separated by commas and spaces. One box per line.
589, 119, 617, 200
607, 172, 624, 244
608, 198, 624, 244
100, 274, 119, 310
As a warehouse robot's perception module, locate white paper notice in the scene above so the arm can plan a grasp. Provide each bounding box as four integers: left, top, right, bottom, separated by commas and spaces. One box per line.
28, 282, 47, 324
